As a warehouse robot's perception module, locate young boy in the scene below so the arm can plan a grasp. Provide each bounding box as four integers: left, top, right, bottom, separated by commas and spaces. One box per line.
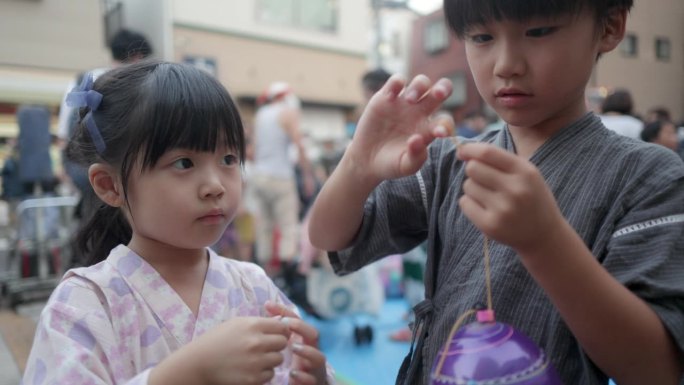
308, 1, 684, 384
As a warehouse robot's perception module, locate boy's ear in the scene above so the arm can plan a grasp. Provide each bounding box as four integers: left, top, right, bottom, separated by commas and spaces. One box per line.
599, 9, 629, 53
89, 163, 124, 207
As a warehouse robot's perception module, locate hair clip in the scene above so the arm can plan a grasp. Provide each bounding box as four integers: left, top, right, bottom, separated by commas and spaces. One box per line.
66, 73, 106, 154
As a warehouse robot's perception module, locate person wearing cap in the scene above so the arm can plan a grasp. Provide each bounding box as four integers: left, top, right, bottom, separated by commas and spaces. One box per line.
251, 82, 315, 289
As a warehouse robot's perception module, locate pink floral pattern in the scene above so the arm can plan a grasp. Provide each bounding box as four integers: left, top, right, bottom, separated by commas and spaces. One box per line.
22, 245, 334, 384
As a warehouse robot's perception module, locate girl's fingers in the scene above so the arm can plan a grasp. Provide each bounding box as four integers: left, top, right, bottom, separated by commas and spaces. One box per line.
258, 368, 276, 384
259, 334, 290, 352
292, 343, 326, 369
260, 351, 285, 371
289, 369, 317, 385
264, 301, 300, 320
285, 318, 320, 347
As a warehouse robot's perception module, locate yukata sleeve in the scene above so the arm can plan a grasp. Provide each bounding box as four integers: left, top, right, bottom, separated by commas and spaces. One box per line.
22, 279, 152, 385
329, 163, 434, 275
602, 156, 684, 362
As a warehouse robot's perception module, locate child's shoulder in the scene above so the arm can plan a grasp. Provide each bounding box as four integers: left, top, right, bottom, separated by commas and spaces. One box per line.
209, 252, 273, 285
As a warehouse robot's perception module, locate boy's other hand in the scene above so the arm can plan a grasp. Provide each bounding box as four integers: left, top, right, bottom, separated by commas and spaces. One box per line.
348, 74, 453, 183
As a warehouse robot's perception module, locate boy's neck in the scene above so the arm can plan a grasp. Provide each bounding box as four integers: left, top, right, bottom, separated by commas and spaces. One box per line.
506, 110, 590, 159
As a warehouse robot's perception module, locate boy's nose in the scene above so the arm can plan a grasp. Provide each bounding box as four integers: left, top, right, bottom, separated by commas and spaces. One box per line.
493, 42, 527, 79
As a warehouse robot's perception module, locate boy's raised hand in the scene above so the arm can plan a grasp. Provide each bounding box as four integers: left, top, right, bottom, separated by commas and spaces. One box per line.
457, 143, 566, 256
265, 301, 328, 385
349, 74, 453, 183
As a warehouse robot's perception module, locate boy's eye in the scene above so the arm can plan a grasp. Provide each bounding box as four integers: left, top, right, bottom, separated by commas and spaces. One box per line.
526, 27, 556, 37
469, 34, 493, 44
172, 158, 194, 169
222, 154, 238, 166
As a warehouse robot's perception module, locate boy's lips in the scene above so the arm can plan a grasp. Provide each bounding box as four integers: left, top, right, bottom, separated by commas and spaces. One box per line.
495, 88, 533, 107
495, 87, 531, 97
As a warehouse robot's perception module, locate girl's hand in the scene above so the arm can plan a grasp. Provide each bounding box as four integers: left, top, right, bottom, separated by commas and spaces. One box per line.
178, 316, 290, 385
348, 75, 453, 184
457, 143, 566, 257
265, 301, 328, 385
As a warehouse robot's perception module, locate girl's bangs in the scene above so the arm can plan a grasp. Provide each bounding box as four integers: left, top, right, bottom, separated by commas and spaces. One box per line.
138, 64, 245, 169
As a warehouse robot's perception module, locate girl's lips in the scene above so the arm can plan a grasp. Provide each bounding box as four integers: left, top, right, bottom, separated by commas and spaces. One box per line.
198, 209, 226, 224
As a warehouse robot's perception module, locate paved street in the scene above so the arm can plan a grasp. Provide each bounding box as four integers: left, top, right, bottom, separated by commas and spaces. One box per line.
0, 302, 44, 385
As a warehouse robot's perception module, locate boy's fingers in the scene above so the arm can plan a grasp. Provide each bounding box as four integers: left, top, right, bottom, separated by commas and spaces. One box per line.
457, 143, 519, 173
464, 159, 507, 190
420, 78, 453, 112
402, 74, 432, 104
381, 74, 407, 100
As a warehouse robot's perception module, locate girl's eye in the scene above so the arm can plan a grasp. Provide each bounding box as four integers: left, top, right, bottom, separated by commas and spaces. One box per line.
172, 158, 194, 169
526, 27, 556, 37
222, 155, 238, 166
469, 34, 493, 44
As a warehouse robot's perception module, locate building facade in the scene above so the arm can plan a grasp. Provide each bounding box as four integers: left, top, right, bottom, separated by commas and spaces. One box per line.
0, 0, 377, 143
410, 2, 684, 123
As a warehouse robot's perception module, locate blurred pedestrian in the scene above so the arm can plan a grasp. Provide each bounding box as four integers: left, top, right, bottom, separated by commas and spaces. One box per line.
598, 88, 643, 139
251, 82, 315, 285
641, 119, 680, 152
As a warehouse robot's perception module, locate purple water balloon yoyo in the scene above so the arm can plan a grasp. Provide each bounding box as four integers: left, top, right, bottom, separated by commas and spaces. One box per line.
430, 310, 563, 385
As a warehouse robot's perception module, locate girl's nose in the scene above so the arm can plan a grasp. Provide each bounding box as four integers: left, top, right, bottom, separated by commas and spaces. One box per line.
200, 170, 225, 199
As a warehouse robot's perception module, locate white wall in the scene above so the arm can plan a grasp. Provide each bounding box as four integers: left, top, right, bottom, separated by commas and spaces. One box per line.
118, 0, 173, 60
171, 0, 371, 55
0, 0, 110, 71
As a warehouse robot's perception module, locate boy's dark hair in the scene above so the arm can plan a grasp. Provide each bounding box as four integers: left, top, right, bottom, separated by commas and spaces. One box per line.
362, 68, 391, 94
66, 60, 245, 265
110, 29, 153, 63
601, 88, 634, 115
444, 0, 634, 38
641, 120, 670, 143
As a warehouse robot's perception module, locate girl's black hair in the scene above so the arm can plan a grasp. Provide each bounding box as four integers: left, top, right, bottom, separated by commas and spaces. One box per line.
66, 60, 245, 265
444, 0, 634, 38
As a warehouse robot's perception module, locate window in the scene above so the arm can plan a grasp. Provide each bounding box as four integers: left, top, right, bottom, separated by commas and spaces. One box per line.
424, 19, 448, 54
619, 33, 638, 57
655, 37, 671, 61
256, 0, 338, 32
443, 72, 466, 107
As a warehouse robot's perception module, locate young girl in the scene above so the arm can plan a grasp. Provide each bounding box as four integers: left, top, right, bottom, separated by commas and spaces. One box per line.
22, 61, 333, 385
308, 0, 684, 384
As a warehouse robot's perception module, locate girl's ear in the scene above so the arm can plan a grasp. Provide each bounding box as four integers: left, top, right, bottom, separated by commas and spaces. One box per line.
599, 9, 628, 54
89, 163, 124, 207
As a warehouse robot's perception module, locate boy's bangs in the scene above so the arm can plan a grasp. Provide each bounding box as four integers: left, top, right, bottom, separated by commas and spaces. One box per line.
138, 64, 245, 169
445, 0, 586, 37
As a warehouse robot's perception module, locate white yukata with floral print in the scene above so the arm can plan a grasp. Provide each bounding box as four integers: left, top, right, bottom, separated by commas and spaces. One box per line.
22, 244, 335, 385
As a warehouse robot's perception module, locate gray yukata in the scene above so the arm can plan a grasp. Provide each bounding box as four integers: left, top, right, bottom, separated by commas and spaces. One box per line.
330, 113, 684, 385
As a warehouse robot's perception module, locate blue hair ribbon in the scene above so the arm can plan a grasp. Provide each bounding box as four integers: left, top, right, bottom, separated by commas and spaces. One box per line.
65, 73, 106, 154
